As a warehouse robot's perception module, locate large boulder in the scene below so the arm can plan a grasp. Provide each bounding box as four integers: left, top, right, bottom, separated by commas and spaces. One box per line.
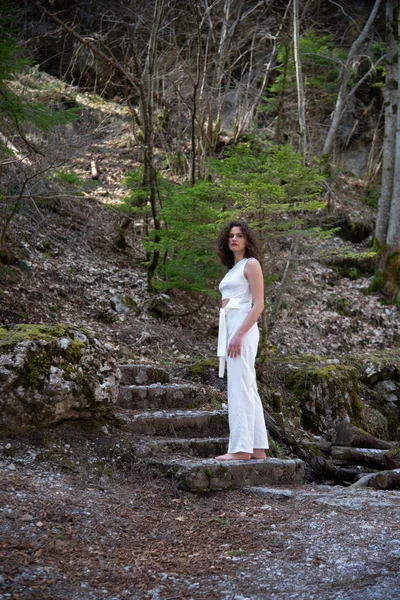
258, 351, 400, 442
0, 324, 119, 432
285, 362, 362, 433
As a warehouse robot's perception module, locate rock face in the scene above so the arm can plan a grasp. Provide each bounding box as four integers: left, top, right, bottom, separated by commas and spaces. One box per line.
258, 350, 400, 449
0, 324, 119, 432
286, 363, 362, 432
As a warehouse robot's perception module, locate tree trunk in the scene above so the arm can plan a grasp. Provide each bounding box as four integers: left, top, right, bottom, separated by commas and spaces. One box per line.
190, 0, 202, 185
140, 0, 165, 288
351, 468, 400, 490
292, 0, 307, 159
376, 0, 397, 247
234, 0, 292, 141
322, 0, 383, 157
267, 237, 298, 332
374, 3, 400, 301
276, 42, 290, 145
386, 3, 400, 255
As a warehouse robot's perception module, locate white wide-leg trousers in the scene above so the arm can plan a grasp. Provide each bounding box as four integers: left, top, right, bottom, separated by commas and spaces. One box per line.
225, 309, 269, 454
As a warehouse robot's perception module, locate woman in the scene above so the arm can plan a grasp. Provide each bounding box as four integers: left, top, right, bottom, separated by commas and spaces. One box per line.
216, 220, 269, 461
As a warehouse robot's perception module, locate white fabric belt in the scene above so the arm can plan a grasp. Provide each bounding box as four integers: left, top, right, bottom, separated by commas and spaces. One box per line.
217, 298, 252, 377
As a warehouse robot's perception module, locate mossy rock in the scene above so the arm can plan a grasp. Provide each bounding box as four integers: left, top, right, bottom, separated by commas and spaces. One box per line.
110, 294, 139, 314
145, 294, 170, 318
337, 218, 374, 244
322, 250, 377, 279
256, 353, 399, 443
359, 405, 389, 440
0, 323, 119, 433
286, 363, 362, 433
345, 349, 400, 385
188, 358, 219, 380
0, 323, 90, 351
328, 297, 358, 317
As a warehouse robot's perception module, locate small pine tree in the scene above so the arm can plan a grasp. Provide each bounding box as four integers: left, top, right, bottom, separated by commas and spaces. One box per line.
210, 143, 325, 253
146, 179, 231, 295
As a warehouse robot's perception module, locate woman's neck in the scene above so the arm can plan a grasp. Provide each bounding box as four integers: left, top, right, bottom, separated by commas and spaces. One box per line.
234, 252, 245, 264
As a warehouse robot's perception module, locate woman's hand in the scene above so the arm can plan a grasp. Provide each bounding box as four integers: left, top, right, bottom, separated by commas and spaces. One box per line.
226, 258, 264, 360
227, 332, 243, 358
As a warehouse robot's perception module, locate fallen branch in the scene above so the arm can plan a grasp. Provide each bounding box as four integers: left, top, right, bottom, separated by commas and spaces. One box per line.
163, 296, 208, 319
350, 468, 400, 490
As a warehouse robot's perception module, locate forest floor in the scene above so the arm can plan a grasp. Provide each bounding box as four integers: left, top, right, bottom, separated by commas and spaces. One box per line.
1, 79, 400, 599
1, 426, 400, 600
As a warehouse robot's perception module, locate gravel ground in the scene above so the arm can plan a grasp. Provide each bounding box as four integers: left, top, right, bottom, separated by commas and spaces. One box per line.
1, 432, 399, 600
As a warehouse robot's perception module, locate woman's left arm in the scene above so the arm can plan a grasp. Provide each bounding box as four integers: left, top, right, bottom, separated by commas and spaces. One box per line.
227, 258, 264, 358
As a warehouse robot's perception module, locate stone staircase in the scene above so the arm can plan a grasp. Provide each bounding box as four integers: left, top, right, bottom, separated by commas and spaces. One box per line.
115, 363, 305, 492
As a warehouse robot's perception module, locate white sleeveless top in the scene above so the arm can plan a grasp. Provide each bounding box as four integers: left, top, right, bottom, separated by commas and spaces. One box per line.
218, 258, 252, 302
217, 258, 253, 377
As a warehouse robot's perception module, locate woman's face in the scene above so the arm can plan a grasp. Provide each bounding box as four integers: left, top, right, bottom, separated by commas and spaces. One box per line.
228, 226, 246, 254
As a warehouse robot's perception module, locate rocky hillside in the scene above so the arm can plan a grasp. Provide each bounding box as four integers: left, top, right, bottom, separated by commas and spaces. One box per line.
1, 75, 400, 600
0, 67, 398, 358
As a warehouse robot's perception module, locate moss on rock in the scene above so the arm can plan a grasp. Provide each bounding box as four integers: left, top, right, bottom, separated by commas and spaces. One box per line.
0, 323, 119, 433
0, 323, 91, 352
189, 358, 219, 379
286, 363, 362, 433
0, 324, 90, 392
322, 250, 377, 278
359, 405, 389, 440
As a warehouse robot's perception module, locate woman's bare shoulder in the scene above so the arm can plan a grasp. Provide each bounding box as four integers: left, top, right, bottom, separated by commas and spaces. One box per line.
244, 257, 262, 277
246, 257, 260, 266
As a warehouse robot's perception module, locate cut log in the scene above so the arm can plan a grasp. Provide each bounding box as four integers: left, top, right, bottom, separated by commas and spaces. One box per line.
384, 447, 400, 469
331, 446, 388, 469
332, 421, 396, 450
350, 468, 400, 490
374, 470, 400, 490
91, 159, 100, 180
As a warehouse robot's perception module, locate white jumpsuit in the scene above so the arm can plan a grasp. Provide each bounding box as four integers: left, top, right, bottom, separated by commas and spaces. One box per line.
217, 258, 269, 454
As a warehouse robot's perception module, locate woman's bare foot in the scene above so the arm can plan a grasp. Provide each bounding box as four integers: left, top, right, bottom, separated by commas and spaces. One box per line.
251, 449, 267, 460
215, 452, 251, 461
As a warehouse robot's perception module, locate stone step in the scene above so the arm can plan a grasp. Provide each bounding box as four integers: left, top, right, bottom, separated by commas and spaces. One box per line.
117, 383, 204, 410
146, 456, 305, 492
119, 364, 170, 386
117, 408, 229, 438
133, 436, 228, 458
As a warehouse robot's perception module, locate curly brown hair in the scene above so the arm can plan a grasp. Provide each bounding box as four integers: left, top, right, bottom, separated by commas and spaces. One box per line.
217, 220, 261, 269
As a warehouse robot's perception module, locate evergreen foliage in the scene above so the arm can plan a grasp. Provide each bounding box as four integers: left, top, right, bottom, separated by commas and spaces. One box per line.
123, 143, 328, 295
0, 5, 80, 257
121, 168, 163, 220
51, 169, 100, 191
262, 31, 346, 116
123, 173, 230, 295
210, 143, 325, 239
